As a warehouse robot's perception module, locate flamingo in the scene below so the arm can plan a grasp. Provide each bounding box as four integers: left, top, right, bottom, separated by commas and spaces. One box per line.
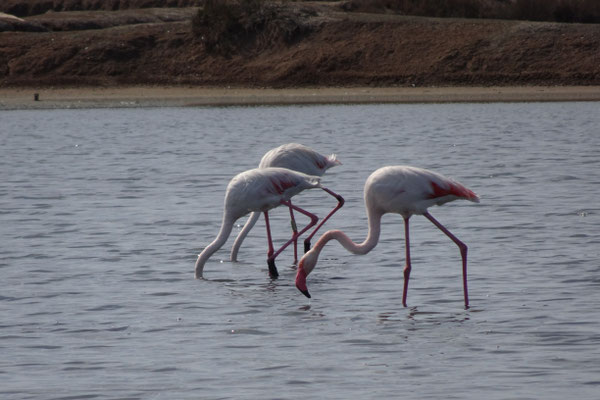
195, 167, 341, 279
295, 166, 480, 308
230, 143, 344, 264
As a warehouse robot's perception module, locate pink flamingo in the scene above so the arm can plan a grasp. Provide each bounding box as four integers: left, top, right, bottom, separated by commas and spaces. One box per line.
195, 167, 341, 279
295, 166, 480, 308
230, 143, 343, 264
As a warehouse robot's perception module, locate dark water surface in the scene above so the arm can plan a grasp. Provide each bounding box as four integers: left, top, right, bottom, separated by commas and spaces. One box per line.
2, 102, 599, 399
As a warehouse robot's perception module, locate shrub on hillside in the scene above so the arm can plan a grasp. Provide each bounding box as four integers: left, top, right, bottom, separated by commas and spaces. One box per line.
192, 0, 314, 55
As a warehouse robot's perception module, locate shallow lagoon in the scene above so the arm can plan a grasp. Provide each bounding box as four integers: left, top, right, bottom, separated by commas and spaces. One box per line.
1, 102, 599, 399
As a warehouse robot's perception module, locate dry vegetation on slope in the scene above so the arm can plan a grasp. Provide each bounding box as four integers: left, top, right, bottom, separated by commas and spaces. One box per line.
1, 0, 599, 88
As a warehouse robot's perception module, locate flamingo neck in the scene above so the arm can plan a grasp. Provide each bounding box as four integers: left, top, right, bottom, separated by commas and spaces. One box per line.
195, 212, 235, 278
313, 210, 382, 256
230, 211, 260, 262
298, 206, 383, 286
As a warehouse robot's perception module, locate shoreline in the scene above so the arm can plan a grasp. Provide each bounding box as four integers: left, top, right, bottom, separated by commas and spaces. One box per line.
2, 86, 600, 110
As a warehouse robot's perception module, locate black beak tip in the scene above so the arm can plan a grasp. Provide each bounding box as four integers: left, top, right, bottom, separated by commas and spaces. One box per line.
304, 241, 311, 253
300, 289, 311, 299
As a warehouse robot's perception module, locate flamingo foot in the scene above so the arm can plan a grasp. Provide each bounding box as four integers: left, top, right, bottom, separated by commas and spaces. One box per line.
267, 259, 279, 278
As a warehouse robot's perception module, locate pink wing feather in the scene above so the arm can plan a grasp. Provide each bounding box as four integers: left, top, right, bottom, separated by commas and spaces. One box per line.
429, 180, 479, 202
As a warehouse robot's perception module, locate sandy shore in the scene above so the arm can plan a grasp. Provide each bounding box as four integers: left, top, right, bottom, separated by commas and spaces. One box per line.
2, 86, 600, 110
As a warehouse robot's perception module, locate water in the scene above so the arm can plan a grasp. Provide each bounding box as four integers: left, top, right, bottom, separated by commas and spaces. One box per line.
1, 102, 599, 399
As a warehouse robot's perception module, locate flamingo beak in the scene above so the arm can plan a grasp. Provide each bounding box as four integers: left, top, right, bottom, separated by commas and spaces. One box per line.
295, 263, 311, 298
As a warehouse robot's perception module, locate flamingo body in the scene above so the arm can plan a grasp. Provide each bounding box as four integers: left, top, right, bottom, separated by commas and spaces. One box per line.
258, 143, 340, 175
195, 167, 321, 279
226, 167, 320, 216
296, 165, 479, 308
230, 143, 342, 262
365, 166, 478, 218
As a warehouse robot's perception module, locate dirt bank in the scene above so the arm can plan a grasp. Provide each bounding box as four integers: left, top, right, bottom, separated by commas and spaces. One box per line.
4, 85, 600, 111
1, 1, 599, 88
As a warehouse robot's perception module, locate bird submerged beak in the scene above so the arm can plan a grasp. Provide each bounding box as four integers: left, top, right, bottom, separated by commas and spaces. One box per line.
295, 262, 311, 298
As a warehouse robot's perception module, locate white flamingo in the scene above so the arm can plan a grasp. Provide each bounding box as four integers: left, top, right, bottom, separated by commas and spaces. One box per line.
230, 143, 343, 264
195, 167, 341, 279
295, 166, 480, 308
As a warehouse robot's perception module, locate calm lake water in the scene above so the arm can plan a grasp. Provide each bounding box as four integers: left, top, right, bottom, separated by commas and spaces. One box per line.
1, 102, 599, 399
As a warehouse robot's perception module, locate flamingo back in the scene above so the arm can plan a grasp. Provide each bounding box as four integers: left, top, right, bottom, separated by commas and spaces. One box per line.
225, 167, 321, 219
259, 143, 340, 177
365, 166, 479, 219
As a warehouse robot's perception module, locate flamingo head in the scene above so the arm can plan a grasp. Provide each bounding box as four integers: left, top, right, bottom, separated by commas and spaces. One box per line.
295, 248, 319, 298
326, 154, 342, 170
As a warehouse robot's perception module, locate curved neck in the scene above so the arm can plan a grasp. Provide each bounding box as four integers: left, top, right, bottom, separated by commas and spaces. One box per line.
230, 211, 260, 262
313, 210, 382, 256
195, 212, 235, 278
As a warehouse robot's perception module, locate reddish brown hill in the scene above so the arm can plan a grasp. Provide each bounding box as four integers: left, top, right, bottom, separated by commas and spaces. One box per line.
1, 1, 599, 87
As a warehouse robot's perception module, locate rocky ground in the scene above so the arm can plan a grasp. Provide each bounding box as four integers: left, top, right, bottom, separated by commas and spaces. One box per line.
1, 1, 599, 88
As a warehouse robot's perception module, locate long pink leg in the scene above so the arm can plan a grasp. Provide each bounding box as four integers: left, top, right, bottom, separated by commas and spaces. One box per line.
263, 211, 278, 277
303, 187, 345, 252
288, 200, 299, 264
423, 212, 470, 309
402, 216, 412, 307
266, 200, 318, 278
273, 200, 318, 259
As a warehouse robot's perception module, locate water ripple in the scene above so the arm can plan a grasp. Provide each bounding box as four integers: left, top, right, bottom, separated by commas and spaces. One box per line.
1, 103, 599, 400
